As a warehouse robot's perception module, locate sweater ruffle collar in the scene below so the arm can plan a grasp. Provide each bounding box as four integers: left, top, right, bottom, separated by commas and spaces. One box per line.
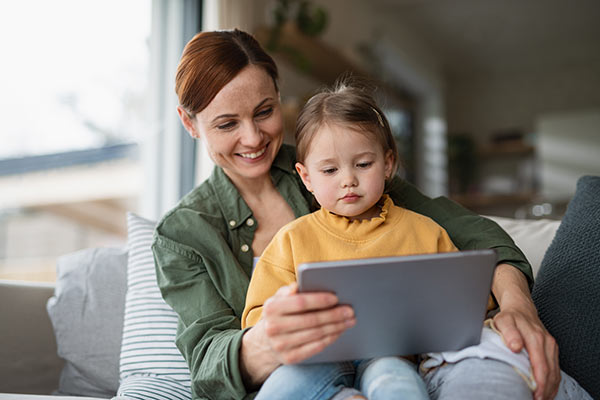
314, 194, 397, 239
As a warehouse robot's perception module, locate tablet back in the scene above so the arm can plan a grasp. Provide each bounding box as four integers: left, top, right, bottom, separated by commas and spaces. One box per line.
297, 249, 497, 363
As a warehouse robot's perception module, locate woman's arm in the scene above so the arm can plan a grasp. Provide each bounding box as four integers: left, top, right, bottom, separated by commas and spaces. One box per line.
388, 179, 559, 399
492, 264, 560, 400
154, 212, 355, 398
153, 234, 250, 400
387, 178, 534, 286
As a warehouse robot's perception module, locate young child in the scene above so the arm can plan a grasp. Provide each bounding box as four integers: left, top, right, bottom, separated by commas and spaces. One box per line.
242, 79, 534, 400
240, 78, 450, 400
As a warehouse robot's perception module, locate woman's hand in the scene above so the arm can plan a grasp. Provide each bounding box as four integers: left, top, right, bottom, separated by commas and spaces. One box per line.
492, 264, 561, 400
239, 283, 356, 389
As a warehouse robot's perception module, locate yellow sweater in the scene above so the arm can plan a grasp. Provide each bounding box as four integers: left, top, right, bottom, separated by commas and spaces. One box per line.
242, 195, 458, 328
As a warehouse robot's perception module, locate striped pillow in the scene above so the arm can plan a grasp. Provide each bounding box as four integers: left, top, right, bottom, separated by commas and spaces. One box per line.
116, 213, 192, 400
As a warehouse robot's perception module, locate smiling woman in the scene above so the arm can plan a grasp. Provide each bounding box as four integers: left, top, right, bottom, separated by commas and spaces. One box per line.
180, 65, 284, 184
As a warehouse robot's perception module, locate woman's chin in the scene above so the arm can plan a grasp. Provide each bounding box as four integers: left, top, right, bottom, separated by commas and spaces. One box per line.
224, 157, 273, 181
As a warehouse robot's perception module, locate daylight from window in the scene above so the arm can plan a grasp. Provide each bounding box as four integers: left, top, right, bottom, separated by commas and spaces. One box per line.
0, 0, 151, 282
0, 0, 150, 158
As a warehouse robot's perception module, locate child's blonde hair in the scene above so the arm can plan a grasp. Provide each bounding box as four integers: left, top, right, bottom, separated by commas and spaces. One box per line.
294, 76, 399, 177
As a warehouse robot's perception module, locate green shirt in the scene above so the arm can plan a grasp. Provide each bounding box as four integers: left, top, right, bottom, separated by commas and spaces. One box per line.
152, 144, 532, 400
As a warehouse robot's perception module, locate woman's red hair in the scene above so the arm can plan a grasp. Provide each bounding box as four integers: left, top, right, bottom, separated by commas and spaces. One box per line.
175, 29, 278, 116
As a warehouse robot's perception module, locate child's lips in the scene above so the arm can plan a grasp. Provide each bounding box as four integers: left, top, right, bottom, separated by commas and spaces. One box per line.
341, 193, 360, 202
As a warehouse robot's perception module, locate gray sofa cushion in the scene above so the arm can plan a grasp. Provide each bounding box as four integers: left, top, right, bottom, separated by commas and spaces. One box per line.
532, 175, 600, 398
47, 246, 128, 398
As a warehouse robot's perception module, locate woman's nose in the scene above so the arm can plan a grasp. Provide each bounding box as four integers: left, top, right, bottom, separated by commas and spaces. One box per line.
240, 121, 263, 147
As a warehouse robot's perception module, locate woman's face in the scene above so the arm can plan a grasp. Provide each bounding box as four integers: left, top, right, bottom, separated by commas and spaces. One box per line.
179, 65, 283, 184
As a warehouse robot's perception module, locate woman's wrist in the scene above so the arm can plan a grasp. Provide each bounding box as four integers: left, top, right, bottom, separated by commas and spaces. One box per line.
239, 324, 279, 390
492, 263, 535, 313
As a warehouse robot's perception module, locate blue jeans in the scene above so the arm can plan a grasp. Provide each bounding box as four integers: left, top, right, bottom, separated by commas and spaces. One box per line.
255, 361, 354, 400
255, 357, 428, 400
356, 357, 429, 400
423, 358, 593, 400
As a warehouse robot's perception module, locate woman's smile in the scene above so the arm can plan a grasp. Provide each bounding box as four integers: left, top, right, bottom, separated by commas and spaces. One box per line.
237, 144, 268, 161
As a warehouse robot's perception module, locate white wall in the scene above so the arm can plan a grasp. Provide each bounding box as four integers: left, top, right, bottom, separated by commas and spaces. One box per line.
447, 64, 600, 141
536, 109, 600, 201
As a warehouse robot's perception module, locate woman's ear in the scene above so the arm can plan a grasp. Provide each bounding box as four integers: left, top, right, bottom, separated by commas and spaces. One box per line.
177, 106, 200, 138
295, 162, 313, 193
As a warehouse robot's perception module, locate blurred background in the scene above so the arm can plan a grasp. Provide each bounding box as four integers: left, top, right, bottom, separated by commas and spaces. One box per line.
1, 0, 599, 282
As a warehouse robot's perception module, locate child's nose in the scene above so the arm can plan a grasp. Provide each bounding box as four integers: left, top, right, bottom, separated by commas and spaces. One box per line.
341, 171, 358, 188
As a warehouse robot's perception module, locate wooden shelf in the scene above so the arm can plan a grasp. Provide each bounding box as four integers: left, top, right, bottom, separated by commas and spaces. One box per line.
478, 143, 535, 158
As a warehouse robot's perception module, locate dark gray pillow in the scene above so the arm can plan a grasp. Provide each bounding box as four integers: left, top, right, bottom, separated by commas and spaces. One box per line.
47, 246, 127, 398
532, 175, 600, 398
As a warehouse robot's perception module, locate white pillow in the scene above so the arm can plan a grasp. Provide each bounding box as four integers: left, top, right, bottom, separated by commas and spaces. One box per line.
116, 213, 192, 400
487, 216, 560, 278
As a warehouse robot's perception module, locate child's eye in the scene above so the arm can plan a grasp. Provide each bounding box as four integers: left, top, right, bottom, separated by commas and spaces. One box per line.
255, 107, 273, 119
322, 167, 337, 175
357, 161, 373, 168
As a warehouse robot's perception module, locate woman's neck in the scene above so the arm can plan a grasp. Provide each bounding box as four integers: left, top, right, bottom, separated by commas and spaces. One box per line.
225, 170, 275, 203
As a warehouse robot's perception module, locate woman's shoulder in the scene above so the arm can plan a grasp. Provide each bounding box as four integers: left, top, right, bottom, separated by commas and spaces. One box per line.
155, 178, 224, 237
390, 200, 446, 231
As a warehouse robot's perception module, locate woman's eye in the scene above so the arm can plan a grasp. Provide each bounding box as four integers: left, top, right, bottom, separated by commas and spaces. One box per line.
217, 121, 237, 130
255, 107, 273, 119
357, 162, 373, 168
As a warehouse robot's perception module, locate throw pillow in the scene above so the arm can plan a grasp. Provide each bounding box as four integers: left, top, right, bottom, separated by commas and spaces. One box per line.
116, 212, 192, 400
532, 175, 600, 398
47, 246, 128, 398
487, 216, 560, 278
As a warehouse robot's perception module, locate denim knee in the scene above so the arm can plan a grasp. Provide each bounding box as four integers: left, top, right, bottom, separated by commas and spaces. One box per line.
357, 357, 428, 400
422, 358, 532, 400
256, 361, 355, 400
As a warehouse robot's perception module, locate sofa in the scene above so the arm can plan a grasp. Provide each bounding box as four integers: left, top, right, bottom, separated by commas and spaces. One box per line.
1, 176, 598, 400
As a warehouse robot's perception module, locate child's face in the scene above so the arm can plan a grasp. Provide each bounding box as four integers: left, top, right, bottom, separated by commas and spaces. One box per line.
296, 123, 394, 221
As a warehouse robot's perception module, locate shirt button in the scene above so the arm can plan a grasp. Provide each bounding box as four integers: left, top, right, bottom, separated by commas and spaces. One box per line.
246, 218, 255, 227
229, 220, 236, 227
241, 244, 250, 252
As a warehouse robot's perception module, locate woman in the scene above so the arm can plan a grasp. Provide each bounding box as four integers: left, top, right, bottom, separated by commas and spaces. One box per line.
153, 29, 569, 400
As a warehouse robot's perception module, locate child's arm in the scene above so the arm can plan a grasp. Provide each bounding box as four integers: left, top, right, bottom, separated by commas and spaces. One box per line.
242, 230, 298, 329
242, 256, 297, 328
437, 228, 459, 253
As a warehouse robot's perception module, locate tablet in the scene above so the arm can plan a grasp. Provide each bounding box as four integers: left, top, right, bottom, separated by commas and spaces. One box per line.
297, 249, 497, 363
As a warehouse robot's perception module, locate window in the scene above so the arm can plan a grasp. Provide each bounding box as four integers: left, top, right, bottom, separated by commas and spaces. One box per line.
0, 0, 151, 281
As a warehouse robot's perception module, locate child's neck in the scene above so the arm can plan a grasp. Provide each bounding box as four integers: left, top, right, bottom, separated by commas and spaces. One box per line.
346, 197, 385, 221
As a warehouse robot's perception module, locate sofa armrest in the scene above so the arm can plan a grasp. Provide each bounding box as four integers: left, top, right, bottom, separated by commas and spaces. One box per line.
0, 280, 63, 394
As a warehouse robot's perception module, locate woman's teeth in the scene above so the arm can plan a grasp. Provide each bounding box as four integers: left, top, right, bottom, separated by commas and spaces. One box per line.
240, 147, 266, 159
